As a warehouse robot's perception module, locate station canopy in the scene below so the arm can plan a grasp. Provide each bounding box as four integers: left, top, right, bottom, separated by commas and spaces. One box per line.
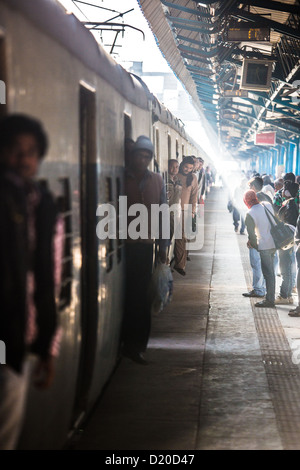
137, 0, 300, 160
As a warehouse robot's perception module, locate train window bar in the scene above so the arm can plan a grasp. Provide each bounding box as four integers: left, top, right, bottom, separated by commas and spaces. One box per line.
105, 176, 114, 273
57, 177, 72, 310
116, 176, 123, 264
167, 134, 171, 160
155, 129, 160, 162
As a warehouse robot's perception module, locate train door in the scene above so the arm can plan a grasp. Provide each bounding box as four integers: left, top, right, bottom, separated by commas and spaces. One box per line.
72, 84, 98, 424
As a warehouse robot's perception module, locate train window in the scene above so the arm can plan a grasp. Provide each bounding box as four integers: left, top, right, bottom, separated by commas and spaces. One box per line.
124, 113, 132, 140
176, 139, 179, 159
0, 35, 7, 118
57, 177, 72, 310
152, 127, 155, 154
182, 144, 185, 160
105, 176, 114, 272
168, 134, 171, 159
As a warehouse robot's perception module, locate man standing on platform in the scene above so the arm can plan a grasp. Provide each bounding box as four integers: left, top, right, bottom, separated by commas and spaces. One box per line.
122, 135, 167, 365
243, 190, 276, 308
242, 176, 268, 299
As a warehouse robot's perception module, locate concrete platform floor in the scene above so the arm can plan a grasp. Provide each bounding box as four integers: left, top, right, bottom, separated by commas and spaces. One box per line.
68, 186, 300, 451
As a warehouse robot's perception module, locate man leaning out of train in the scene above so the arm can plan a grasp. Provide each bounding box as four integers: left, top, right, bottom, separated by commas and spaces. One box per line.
0, 114, 63, 450
122, 135, 168, 365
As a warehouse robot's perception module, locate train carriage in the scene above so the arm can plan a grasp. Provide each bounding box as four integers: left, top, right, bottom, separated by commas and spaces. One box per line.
0, 0, 205, 449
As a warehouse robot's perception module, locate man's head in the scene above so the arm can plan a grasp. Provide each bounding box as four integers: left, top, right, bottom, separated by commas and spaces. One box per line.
248, 176, 263, 193
283, 172, 295, 183
243, 189, 259, 209
284, 180, 299, 198
274, 178, 284, 191
262, 175, 272, 186
192, 156, 200, 171
197, 157, 204, 170
180, 156, 195, 175
168, 159, 179, 177
130, 135, 154, 173
0, 113, 48, 180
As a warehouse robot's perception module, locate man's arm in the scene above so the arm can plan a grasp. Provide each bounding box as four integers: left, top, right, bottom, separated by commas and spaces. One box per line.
245, 213, 258, 250
273, 190, 283, 213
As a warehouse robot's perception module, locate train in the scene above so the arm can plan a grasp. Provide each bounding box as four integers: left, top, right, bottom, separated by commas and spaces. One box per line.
0, 0, 208, 449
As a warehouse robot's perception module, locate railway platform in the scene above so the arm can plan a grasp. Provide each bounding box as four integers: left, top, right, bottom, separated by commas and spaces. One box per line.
67, 185, 300, 451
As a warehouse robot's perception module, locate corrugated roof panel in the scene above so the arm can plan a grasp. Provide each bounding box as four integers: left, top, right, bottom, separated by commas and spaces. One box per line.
138, 0, 204, 114
138, 0, 300, 157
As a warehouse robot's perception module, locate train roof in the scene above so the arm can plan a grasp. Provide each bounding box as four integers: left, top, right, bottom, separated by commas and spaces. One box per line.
2, 0, 205, 152
2, 0, 149, 110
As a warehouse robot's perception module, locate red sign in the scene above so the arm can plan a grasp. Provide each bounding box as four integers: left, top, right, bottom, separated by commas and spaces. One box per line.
255, 131, 276, 145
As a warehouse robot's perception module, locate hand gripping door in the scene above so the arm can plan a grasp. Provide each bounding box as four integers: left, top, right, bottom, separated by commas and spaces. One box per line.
263, 205, 295, 250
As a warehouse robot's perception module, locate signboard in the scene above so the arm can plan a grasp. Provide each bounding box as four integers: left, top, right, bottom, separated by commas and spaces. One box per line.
255, 131, 276, 146
224, 89, 248, 97
227, 26, 270, 42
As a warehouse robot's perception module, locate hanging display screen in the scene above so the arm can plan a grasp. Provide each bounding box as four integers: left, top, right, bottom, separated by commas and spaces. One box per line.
227, 26, 270, 42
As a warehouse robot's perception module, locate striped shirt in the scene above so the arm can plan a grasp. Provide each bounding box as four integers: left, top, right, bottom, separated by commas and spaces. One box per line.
273, 188, 300, 212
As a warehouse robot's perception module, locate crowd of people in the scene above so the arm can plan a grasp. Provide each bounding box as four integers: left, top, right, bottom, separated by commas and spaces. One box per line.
228, 170, 300, 315
166, 155, 214, 275
123, 138, 215, 366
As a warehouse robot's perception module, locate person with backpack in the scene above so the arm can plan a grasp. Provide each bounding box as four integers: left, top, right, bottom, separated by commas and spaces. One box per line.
243, 190, 276, 308
275, 181, 299, 305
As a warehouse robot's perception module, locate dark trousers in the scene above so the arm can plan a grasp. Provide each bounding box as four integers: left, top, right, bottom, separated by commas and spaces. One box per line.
122, 243, 154, 354
233, 207, 245, 233
278, 247, 293, 298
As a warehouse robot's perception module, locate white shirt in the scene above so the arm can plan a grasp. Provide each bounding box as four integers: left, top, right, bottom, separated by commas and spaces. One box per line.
248, 202, 276, 250
262, 184, 275, 201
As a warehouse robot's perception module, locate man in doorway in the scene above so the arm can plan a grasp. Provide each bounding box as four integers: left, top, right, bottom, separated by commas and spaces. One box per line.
122, 135, 167, 365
